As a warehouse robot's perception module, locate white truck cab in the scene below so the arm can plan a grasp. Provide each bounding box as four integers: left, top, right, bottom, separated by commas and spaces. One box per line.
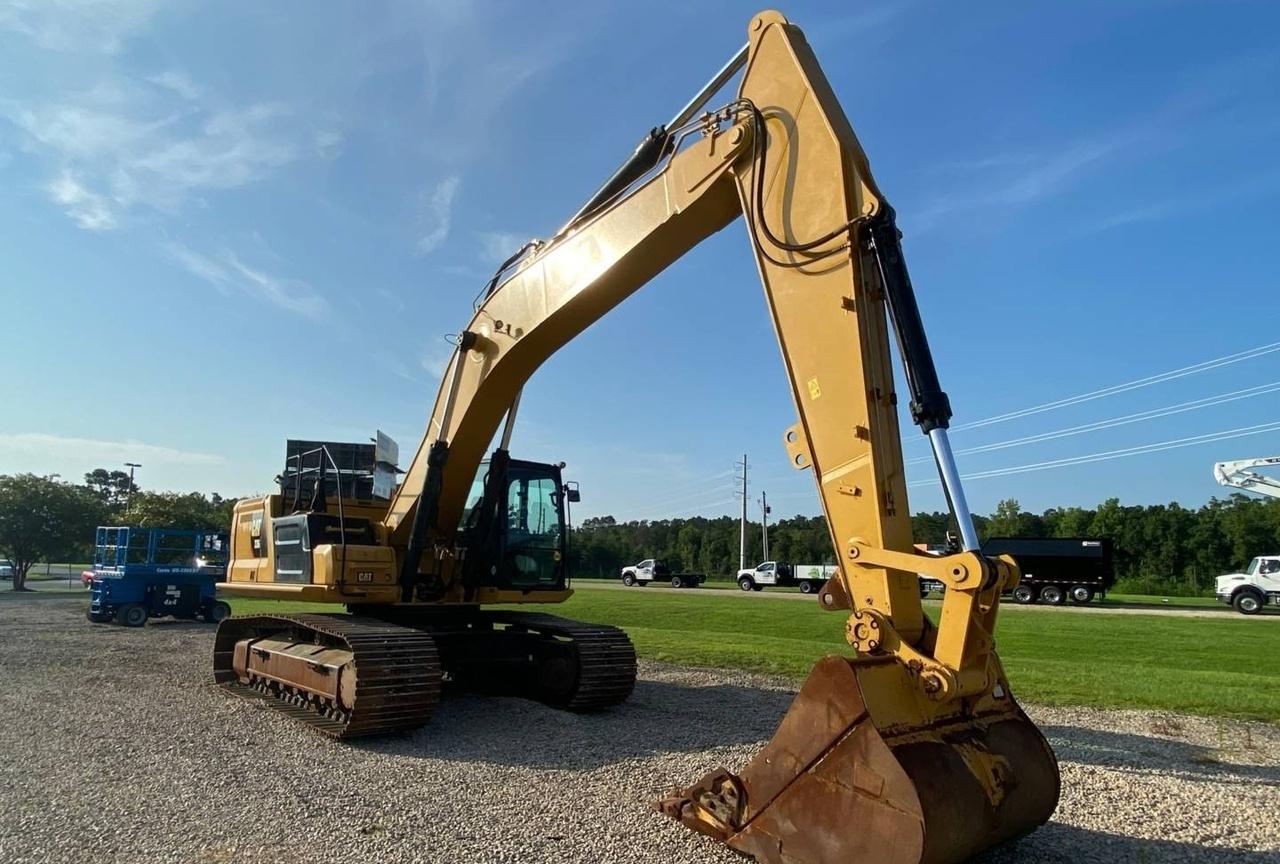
1216, 555, 1280, 614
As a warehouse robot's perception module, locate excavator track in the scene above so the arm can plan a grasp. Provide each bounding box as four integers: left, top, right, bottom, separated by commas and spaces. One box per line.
471, 611, 637, 710
213, 614, 442, 738
213, 610, 635, 738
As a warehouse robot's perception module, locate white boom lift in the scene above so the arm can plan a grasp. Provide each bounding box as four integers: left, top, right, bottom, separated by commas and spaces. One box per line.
1213, 456, 1280, 613
1213, 456, 1280, 499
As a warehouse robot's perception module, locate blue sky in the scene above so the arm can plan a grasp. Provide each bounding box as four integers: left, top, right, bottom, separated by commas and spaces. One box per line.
2, 0, 1278, 522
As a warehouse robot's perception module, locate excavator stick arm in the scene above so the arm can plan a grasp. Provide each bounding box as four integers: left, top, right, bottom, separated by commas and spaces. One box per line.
375, 10, 1059, 862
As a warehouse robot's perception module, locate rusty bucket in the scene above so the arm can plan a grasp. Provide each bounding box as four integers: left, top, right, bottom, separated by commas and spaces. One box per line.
658, 655, 1059, 864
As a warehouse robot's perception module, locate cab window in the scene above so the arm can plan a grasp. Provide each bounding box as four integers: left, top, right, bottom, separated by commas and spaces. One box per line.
504, 468, 564, 588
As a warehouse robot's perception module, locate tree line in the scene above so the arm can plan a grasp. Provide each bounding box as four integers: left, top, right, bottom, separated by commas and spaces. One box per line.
0, 472, 234, 590
4, 468, 1277, 596
568, 495, 1280, 595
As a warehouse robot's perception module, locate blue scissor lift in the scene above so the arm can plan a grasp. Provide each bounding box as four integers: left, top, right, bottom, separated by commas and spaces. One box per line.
86, 527, 231, 627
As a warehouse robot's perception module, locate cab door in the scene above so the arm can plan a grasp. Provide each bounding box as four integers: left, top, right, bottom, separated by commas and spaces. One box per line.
1259, 558, 1280, 600
757, 561, 777, 585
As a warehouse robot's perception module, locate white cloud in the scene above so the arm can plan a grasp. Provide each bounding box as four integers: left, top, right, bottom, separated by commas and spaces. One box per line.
912, 133, 1136, 232
314, 129, 344, 160
0, 432, 223, 467
6, 91, 302, 227
146, 69, 201, 101
420, 342, 454, 378
415, 175, 461, 255
0, 0, 164, 54
47, 169, 116, 230
166, 241, 330, 321
477, 231, 527, 265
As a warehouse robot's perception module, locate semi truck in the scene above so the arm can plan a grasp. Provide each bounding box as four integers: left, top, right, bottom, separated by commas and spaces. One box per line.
619, 559, 706, 588
736, 561, 837, 594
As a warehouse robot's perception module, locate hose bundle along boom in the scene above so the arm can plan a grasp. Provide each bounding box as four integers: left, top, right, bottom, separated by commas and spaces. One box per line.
213, 10, 1060, 864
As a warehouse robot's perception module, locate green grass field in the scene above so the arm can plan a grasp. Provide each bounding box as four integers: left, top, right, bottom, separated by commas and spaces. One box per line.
578, 577, 1224, 609
227, 589, 1280, 723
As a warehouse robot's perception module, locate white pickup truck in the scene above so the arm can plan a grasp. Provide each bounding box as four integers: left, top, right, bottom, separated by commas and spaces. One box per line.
1216, 555, 1280, 614
736, 561, 836, 594
620, 559, 706, 589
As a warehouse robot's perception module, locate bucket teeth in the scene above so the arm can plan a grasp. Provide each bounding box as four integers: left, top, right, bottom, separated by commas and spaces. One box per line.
658, 656, 1060, 864
657, 770, 744, 838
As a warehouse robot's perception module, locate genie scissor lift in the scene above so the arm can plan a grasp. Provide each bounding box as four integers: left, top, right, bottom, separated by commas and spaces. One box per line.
86, 526, 231, 626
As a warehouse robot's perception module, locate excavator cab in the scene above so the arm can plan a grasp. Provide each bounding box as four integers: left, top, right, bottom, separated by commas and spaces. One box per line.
458, 456, 571, 592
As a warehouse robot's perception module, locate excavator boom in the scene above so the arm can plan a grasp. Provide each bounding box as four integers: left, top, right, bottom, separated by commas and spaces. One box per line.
218, 10, 1060, 863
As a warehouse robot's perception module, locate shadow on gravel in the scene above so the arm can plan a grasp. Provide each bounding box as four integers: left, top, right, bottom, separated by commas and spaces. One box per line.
1041, 724, 1280, 788
978, 822, 1274, 863
351, 677, 793, 770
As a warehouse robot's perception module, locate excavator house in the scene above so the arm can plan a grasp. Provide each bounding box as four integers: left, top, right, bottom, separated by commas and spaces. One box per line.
214, 10, 1060, 864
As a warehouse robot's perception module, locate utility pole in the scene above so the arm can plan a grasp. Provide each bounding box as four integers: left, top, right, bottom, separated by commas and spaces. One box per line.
759, 490, 770, 560
735, 453, 749, 571
124, 462, 141, 511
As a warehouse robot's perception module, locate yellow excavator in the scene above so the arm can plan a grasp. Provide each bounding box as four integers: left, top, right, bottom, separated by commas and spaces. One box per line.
214, 10, 1060, 863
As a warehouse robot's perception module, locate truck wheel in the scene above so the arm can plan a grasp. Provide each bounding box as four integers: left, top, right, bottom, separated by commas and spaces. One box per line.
1039, 585, 1065, 605
798, 580, 815, 595
1070, 586, 1095, 604
738, 578, 754, 592
671, 576, 684, 589
622, 573, 635, 587
1233, 590, 1264, 615
203, 601, 232, 624
117, 604, 148, 627
1012, 586, 1035, 604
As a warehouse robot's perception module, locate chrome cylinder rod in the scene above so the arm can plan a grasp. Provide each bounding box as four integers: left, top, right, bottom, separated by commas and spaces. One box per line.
666, 43, 749, 130
928, 427, 980, 552
436, 334, 473, 442
499, 389, 523, 451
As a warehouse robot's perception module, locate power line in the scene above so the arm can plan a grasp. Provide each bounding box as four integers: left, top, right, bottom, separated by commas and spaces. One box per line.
624, 478, 736, 512
906, 380, 1280, 465
949, 340, 1280, 434
667, 496, 738, 518
908, 420, 1280, 487
608, 469, 735, 513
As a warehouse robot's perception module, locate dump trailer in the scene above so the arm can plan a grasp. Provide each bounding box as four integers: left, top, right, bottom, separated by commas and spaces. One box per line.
212, 11, 1060, 863
87, 527, 230, 626
983, 537, 1115, 605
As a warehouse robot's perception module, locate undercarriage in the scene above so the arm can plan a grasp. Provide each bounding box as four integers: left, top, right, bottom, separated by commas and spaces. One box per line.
213, 610, 637, 737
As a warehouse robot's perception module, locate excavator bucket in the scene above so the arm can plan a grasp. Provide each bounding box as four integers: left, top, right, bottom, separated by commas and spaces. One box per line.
658, 656, 1059, 864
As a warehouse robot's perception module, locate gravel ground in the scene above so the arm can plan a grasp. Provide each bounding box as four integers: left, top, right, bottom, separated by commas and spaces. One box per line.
1, 596, 1277, 864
